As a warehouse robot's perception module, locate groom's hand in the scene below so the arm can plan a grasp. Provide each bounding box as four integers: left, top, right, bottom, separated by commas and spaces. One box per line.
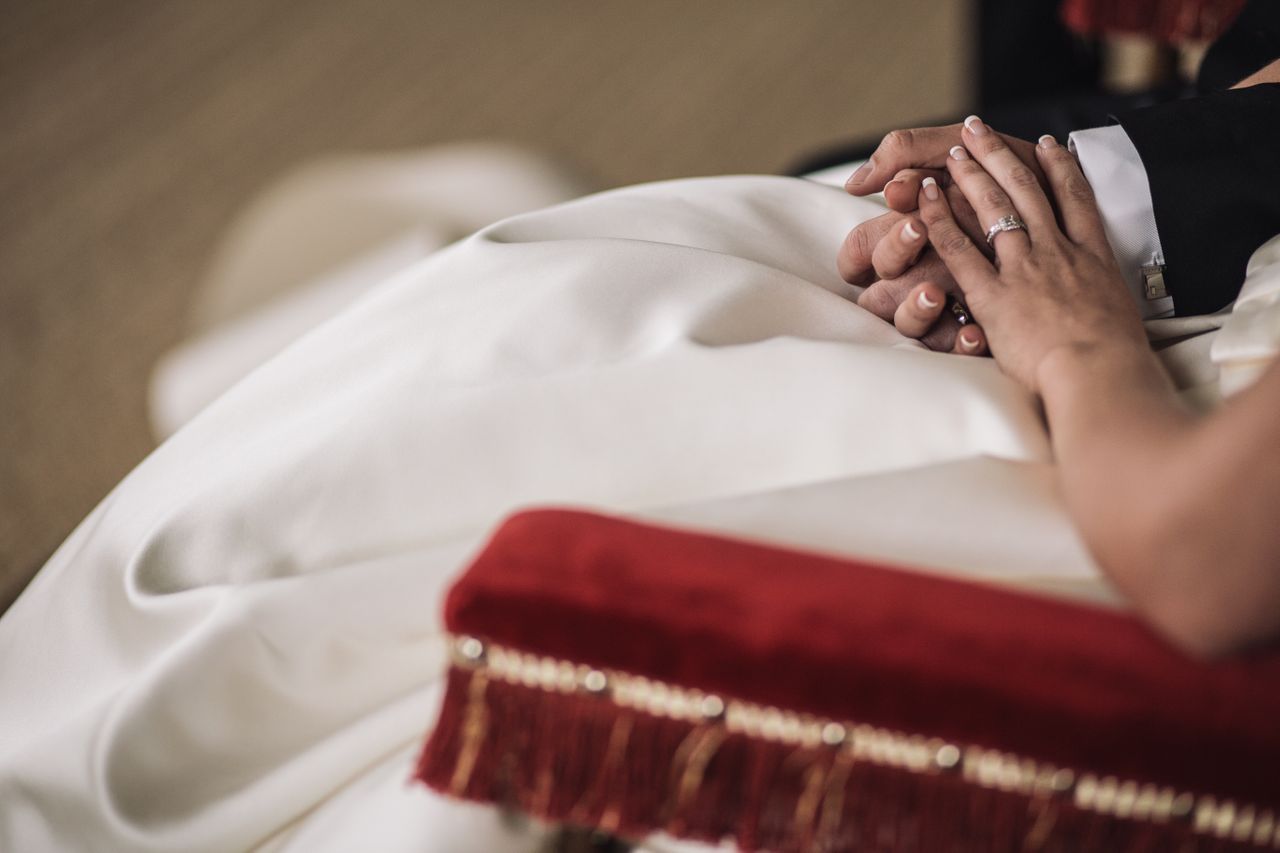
839, 184, 985, 286
838, 122, 1047, 350
852, 250, 965, 351
844, 122, 1045, 202
839, 181, 988, 350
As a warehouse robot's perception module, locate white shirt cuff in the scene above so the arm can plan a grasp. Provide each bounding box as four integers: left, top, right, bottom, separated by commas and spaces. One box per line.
1068, 124, 1174, 318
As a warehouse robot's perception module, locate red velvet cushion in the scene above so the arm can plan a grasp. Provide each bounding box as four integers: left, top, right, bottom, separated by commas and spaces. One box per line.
442, 508, 1280, 806
420, 508, 1280, 849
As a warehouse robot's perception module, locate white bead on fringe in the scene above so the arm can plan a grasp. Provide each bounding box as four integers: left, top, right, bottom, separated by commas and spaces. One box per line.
450, 634, 1280, 847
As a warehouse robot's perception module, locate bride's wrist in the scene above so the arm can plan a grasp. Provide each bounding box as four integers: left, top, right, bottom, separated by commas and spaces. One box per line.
1035, 337, 1164, 402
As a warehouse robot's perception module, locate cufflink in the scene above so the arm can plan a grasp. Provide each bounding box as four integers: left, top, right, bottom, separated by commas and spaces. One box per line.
1141, 263, 1168, 301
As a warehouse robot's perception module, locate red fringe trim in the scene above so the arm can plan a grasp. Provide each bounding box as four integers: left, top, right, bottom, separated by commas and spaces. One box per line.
415, 667, 1250, 852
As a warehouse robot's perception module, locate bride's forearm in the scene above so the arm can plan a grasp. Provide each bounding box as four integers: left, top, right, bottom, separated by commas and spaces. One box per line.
1035, 343, 1199, 641
1037, 342, 1193, 570
1038, 344, 1280, 656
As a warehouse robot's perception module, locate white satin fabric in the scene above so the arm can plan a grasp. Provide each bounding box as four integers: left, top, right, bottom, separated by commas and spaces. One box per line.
1214, 232, 1280, 396
0, 156, 1236, 851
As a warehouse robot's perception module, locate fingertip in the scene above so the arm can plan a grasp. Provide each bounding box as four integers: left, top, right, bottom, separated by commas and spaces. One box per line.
913, 280, 943, 310
895, 280, 947, 339
883, 178, 910, 211
913, 289, 943, 322
956, 325, 988, 356
920, 176, 940, 202
1038, 137, 1077, 168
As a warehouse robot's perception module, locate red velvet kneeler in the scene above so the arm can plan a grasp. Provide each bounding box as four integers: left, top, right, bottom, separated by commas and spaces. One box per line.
416, 509, 1280, 851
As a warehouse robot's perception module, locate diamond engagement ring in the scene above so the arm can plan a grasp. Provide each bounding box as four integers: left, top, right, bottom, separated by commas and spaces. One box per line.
985, 214, 1028, 247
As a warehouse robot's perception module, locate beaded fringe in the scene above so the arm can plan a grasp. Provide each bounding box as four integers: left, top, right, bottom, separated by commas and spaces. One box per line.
415, 636, 1280, 851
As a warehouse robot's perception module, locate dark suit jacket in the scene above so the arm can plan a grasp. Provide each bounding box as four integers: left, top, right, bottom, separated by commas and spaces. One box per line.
1117, 0, 1280, 315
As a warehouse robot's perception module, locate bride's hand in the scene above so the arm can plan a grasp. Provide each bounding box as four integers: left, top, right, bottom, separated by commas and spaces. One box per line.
917, 117, 1150, 394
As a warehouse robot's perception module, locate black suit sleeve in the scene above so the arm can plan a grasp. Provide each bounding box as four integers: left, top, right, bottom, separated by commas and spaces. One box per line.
1115, 83, 1280, 316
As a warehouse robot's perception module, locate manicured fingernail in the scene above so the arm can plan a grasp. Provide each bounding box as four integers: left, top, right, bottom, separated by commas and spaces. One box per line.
846, 159, 874, 188
917, 290, 939, 309
921, 176, 940, 201
949, 145, 969, 161
960, 332, 981, 350
963, 115, 988, 136
901, 220, 921, 242
1038, 134, 1058, 149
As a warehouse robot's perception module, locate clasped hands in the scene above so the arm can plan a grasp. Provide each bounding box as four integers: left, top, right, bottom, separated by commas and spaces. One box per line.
839, 116, 1148, 394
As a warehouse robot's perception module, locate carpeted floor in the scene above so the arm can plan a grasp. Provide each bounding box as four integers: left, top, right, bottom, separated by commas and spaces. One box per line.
0, 0, 970, 611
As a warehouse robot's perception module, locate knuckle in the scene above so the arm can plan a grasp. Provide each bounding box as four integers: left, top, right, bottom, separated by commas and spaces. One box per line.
980, 188, 1009, 210
857, 283, 897, 320
976, 134, 1005, 156
882, 128, 914, 156
938, 230, 973, 257
1006, 164, 1038, 190
1045, 146, 1076, 166
839, 237, 875, 283
1062, 173, 1095, 204
920, 203, 949, 226
849, 224, 877, 260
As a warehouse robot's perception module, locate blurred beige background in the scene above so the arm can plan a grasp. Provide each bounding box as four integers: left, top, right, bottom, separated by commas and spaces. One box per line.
0, 0, 971, 610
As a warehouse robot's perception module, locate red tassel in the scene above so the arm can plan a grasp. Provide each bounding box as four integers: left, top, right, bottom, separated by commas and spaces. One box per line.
416, 664, 1261, 852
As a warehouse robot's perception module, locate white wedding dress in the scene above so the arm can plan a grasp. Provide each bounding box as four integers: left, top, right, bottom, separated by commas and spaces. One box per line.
0, 144, 1269, 852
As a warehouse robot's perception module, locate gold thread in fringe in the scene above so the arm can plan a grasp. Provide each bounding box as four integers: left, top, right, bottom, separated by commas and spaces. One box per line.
567, 712, 635, 826
595, 714, 636, 833
815, 750, 856, 848
450, 670, 490, 796
664, 723, 728, 832
1023, 796, 1059, 851
792, 755, 830, 846
443, 636, 1279, 848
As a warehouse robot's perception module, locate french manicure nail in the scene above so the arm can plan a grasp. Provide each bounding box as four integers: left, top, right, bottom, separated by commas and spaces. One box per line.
960, 332, 980, 350
1038, 134, 1058, 149
949, 145, 969, 161
918, 291, 939, 309
845, 159, 874, 188
963, 115, 988, 136
922, 176, 940, 201
901, 221, 921, 242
